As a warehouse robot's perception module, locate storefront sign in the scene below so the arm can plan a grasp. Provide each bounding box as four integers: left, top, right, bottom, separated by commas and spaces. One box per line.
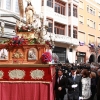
76, 52, 86, 57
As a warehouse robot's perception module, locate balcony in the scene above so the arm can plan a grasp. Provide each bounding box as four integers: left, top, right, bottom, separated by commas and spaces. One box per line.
44, 32, 79, 46
54, 12, 68, 25
68, 16, 78, 26
60, 0, 68, 3
68, 0, 79, 4
41, 6, 54, 19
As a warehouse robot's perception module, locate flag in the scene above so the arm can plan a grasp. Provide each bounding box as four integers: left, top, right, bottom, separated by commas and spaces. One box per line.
79, 41, 84, 46
89, 43, 95, 48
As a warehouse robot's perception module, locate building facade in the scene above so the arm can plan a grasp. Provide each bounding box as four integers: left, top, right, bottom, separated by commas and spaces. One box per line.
0, 0, 20, 39
0, 0, 79, 63
77, 0, 100, 63
41, 0, 79, 63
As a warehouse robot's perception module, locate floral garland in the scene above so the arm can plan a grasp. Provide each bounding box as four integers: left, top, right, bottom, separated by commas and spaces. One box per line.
45, 41, 52, 49
15, 25, 34, 32
41, 52, 52, 63
8, 36, 27, 46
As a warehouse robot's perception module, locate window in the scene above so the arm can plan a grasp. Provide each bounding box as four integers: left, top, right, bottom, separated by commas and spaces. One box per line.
93, 22, 95, 29
78, 31, 85, 42
6, 0, 11, 10
15, 0, 19, 13
93, 9, 95, 15
73, 5, 77, 17
87, 19, 89, 26
73, 27, 77, 38
55, 1, 65, 15
69, 48, 73, 52
88, 34, 95, 44
54, 22, 65, 35
87, 19, 95, 28
68, 4, 71, 16
87, 5, 89, 12
77, 57, 85, 63
79, 1, 83, 9
90, 20, 93, 28
47, 18, 53, 33
68, 25, 71, 37
98, 12, 100, 18
79, 15, 84, 24
42, 0, 44, 6
87, 5, 95, 16
53, 47, 66, 63
98, 24, 100, 30
90, 7, 93, 14
97, 37, 100, 44
47, 0, 53, 8
0, 0, 1, 8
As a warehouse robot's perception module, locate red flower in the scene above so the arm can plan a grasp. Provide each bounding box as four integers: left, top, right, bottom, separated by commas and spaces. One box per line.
41, 52, 52, 63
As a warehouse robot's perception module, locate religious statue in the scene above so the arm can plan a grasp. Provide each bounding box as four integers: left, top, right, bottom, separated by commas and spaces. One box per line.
25, 0, 34, 25
0, 49, 8, 60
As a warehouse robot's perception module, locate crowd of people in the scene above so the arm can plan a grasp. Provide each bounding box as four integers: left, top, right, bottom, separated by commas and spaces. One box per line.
54, 62, 100, 100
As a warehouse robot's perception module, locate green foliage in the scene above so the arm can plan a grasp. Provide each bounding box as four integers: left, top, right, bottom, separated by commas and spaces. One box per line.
29, 38, 39, 44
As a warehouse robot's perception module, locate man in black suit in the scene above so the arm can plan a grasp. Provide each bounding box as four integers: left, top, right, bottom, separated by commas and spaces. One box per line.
97, 69, 100, 100
67, 67, 82, 100
55, 69, 67, 100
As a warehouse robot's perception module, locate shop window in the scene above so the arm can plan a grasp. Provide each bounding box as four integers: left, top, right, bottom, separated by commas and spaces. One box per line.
77, 57, 84, 63
69, 48, 73, 52
52, 47, 66, 63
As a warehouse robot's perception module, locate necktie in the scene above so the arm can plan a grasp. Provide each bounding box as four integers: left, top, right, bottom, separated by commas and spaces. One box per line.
58, 77, 60, 83
73, 76, 75, 81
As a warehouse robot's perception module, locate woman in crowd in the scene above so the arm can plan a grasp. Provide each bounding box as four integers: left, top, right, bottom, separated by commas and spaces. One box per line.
90, 71, 96, 100
81, 69, 91, 100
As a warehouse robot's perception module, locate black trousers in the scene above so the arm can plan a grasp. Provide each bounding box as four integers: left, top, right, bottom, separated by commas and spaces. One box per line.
97, 95, 100, 100
56, 95, 64, 100
68, 93, 79, 100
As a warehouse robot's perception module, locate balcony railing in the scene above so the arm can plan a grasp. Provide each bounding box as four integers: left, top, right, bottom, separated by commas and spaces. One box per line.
44, 32, 79, 46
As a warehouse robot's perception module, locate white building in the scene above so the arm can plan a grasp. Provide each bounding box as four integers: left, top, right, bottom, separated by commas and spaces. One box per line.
0, 0, 79, 63
0, 0, 21, 39
41, 0, 79, 63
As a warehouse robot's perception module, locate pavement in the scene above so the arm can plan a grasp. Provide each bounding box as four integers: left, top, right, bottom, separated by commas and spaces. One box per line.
64, 89, 68, 100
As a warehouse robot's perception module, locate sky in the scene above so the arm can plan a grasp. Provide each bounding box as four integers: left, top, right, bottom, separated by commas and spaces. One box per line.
95, 0, 100, 3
